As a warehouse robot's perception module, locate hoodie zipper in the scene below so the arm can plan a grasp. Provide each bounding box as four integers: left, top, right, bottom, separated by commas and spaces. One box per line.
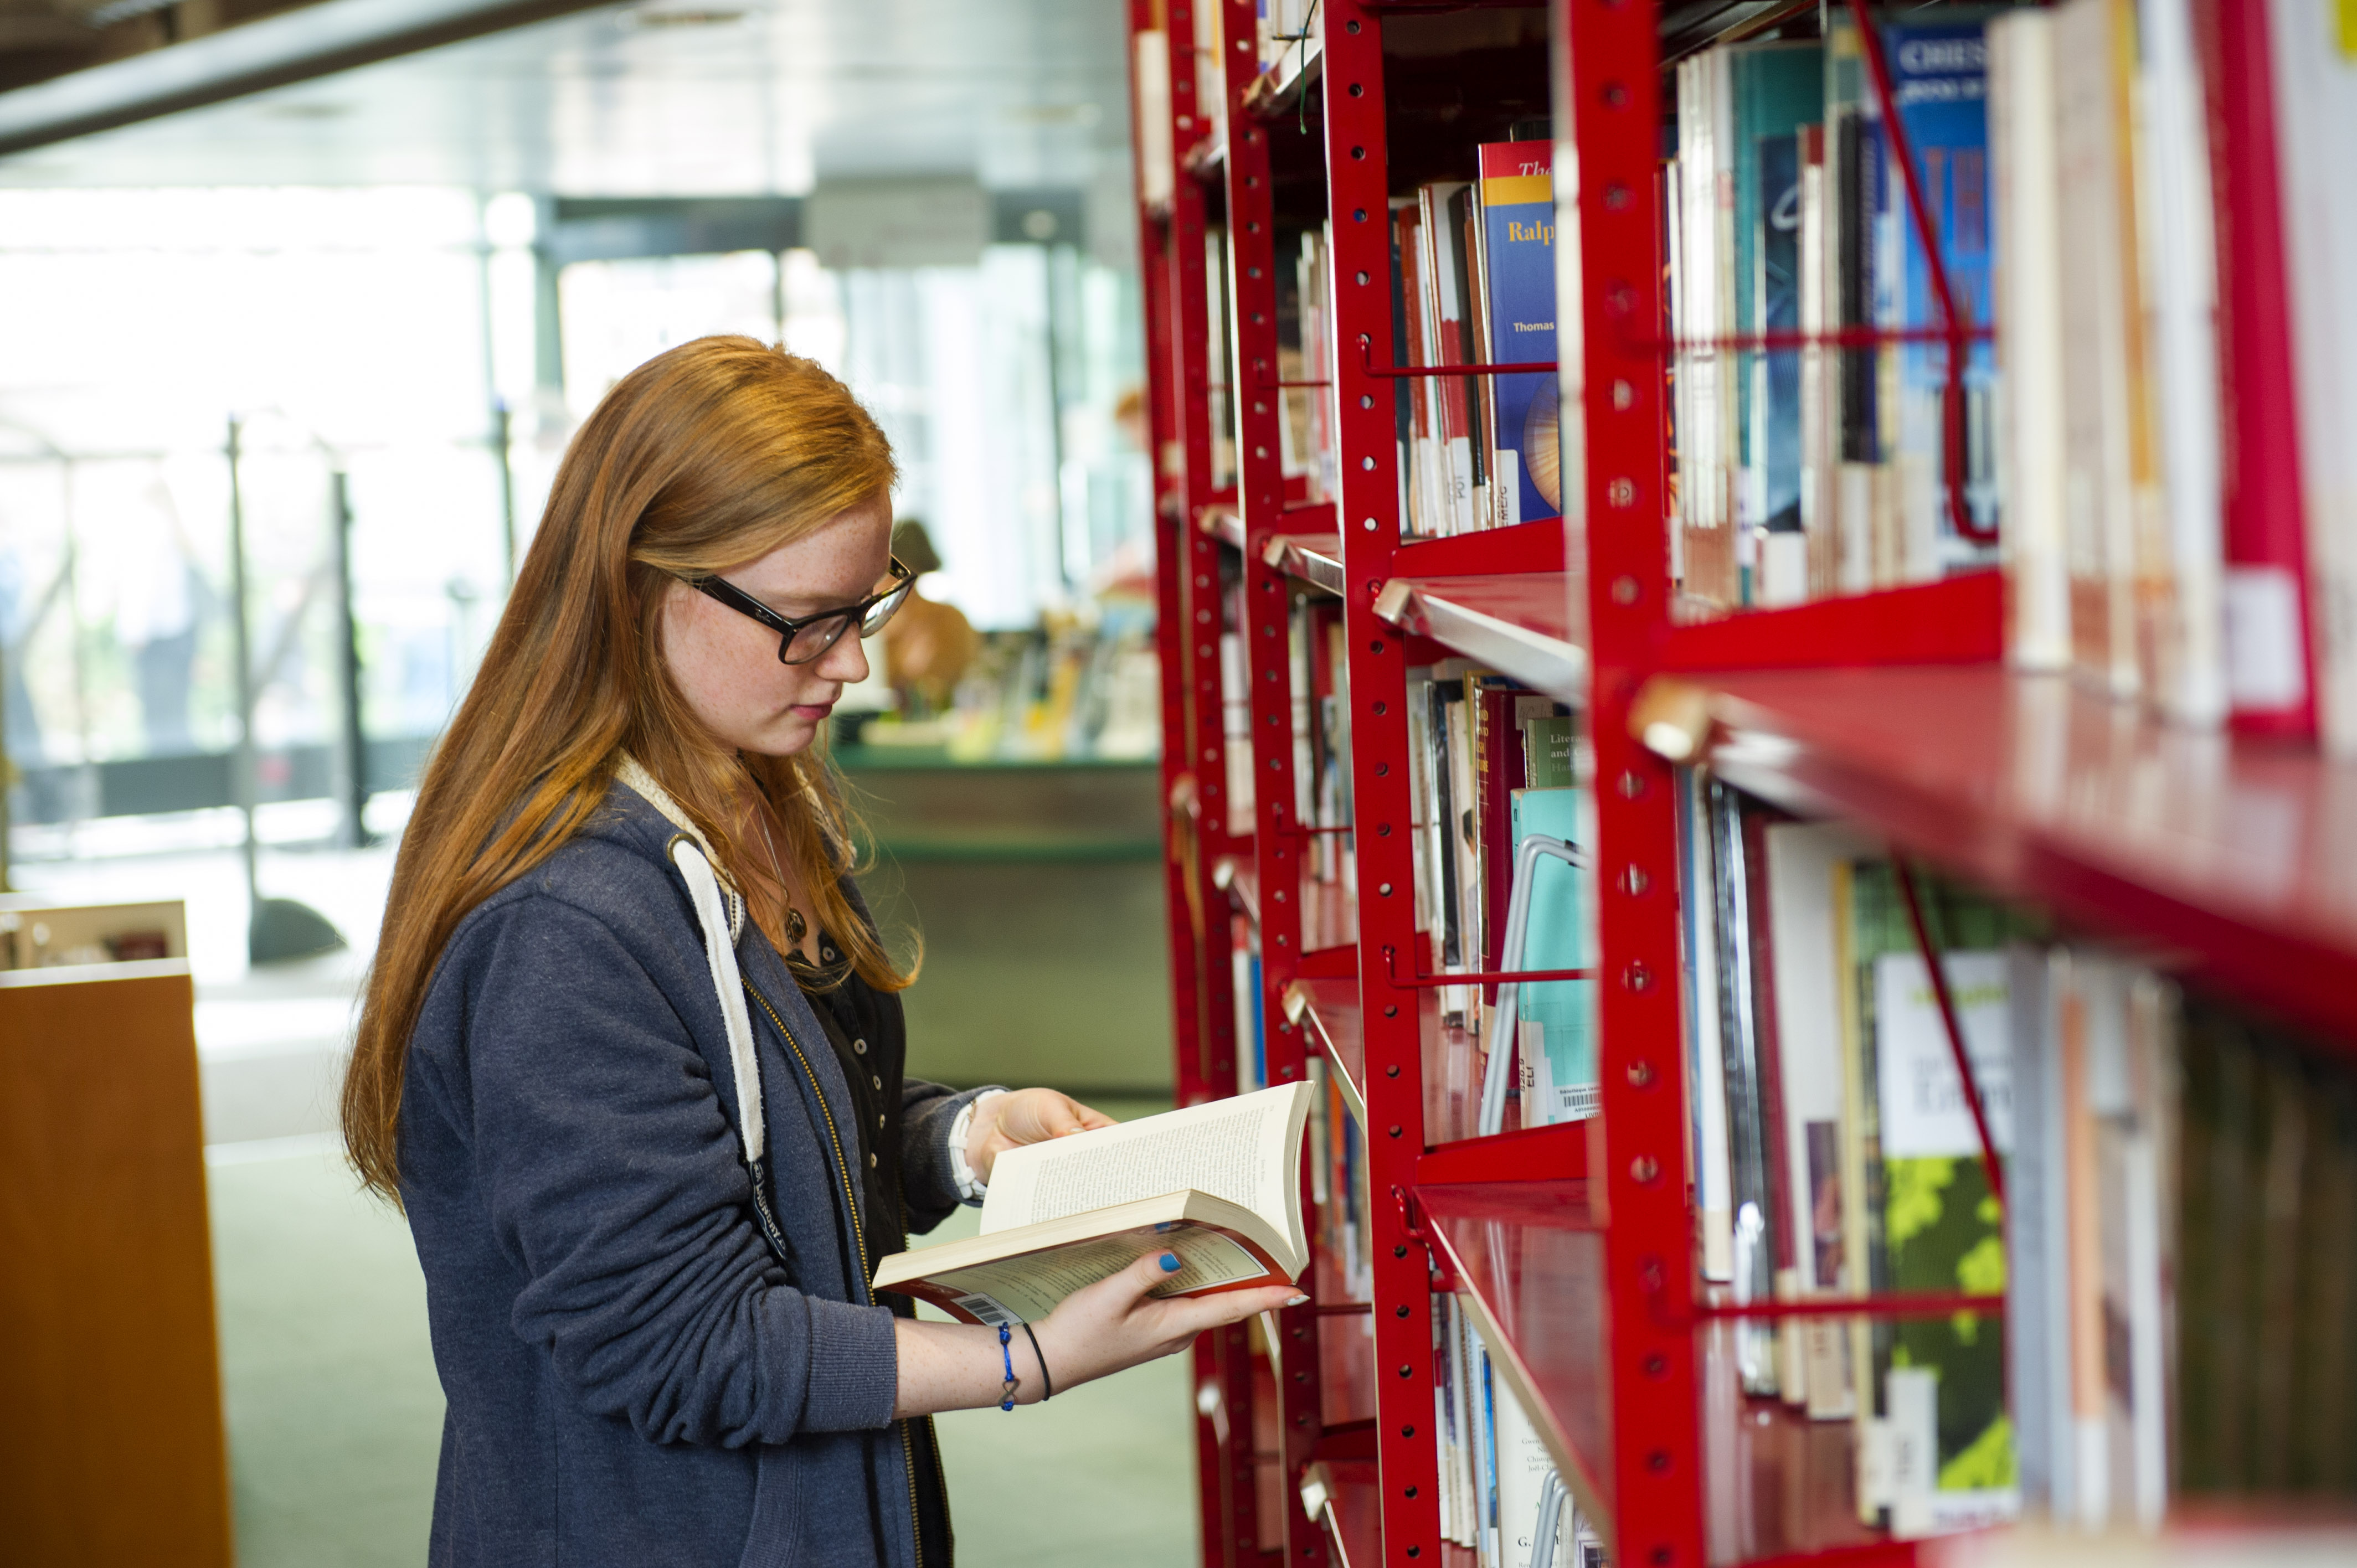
742, 978, 924, 1568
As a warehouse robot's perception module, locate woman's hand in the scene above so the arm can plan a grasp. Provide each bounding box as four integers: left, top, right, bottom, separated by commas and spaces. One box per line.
966, 1088, 1117, 1184
890, 1250, 1303, 1419
1032, 1250, 1303, 1390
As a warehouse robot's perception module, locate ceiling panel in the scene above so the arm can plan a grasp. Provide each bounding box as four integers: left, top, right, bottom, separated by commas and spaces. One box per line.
0, 0, 1132, 197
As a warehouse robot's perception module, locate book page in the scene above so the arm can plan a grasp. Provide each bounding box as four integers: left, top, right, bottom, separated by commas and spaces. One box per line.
981, 1083, 1310, 1268
925, 1224, 1265, 1327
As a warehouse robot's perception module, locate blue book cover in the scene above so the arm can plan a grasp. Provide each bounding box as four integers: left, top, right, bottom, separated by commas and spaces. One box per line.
1248, 948, 1265, 1090
1729, 41, 1825, 521
1756, 130, 1805, 534
1478, 141, 1560, 525
1509, 786, 1596, 1125
1876, 18, 2000, 552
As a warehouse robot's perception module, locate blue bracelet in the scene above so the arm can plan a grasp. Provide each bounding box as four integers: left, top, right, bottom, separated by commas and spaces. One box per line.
996, 1324, 1017, 1411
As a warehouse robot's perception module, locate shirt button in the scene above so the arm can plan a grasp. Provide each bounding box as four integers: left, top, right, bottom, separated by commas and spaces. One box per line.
871, 1075, 882, 1090
853, 1038, 867, 1055
823, 948, 838, 961
876, 1114, 886, 1130
868, 1152, 878, 1168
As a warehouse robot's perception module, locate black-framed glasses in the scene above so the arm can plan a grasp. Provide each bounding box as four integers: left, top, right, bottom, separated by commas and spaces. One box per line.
681, 556, 917, 665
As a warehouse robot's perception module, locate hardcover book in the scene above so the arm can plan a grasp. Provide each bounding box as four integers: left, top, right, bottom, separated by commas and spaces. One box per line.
1476, 140, 1561, 526
872, 1084, 1313, 1327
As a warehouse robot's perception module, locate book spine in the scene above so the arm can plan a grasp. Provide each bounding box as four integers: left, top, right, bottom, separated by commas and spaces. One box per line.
2260, 0, 2357, 754
2198, 0, 2322, 738
2132, 0, 2227, 726
2055, 0, 2141, 700
1479, 139, 1565, 528
1680, 769, 1736, 1283
1881, 19, 2001, 581
1799, 123, 1840, 599
1991, 9, 2073, 673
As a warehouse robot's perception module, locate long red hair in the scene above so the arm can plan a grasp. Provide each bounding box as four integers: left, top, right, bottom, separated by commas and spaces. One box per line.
342, 336, 910, 1201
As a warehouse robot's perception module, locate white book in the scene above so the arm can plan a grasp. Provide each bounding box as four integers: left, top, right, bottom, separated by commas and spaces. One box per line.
2269, 0, 2357, 757
872, 1084, 1311, 1325
1763, 821, 1876, 1421
1990, 9, 2072, 673
2052, 0, 2143, 700
1679, 770, 1735, 1283
1131, 32, 1174, 210
2131, 0, 2227, 725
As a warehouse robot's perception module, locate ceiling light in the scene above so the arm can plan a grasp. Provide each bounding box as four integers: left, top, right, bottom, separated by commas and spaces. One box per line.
1002, 104, 1103, 128
620, 8, 747, 27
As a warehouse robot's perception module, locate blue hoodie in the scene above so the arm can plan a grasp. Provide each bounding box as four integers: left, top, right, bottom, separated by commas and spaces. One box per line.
399, 775, 988, 1567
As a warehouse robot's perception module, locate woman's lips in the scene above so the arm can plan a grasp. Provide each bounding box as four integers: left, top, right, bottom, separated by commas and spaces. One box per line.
789, 702, 835, 720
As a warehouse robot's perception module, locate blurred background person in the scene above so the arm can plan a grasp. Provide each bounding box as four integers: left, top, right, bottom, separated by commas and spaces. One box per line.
880, 516, 979, 716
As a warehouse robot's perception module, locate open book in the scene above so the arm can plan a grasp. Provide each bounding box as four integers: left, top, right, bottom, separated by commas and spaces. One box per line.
871, 1082, 1313, 1327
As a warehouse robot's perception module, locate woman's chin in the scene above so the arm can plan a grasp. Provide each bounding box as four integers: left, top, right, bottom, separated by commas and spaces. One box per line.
738, 716, 820, 759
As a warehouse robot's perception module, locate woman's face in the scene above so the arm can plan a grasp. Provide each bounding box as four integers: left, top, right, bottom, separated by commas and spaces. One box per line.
658, 496, 894, 758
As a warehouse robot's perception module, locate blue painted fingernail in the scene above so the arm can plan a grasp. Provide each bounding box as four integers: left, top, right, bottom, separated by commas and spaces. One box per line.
1159, 1252, 1182, 1272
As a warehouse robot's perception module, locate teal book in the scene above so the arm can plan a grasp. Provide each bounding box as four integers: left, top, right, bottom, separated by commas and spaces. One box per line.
1510, 786, 1596, 1124
1728, 41, 1826, 496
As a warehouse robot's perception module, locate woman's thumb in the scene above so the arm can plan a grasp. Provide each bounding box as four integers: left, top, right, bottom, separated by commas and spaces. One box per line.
1125, 1246, 1186, 1294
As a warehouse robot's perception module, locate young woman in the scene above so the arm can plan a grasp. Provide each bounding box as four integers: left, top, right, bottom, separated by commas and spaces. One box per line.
341, 337, 1299, 1567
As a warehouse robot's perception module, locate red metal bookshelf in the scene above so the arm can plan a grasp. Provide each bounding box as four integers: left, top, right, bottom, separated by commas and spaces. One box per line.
1129, 0, 2357, 1565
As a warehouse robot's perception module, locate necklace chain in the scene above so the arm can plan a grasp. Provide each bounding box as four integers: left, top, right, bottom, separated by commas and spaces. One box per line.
753, 799, 808, 949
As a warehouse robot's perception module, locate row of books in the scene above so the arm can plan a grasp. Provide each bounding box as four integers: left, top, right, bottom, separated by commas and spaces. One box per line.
1404, 663, 1593, 1129
1228, 611, 1600, 1128
1214, 574, 1358, 878
1668, 0, 2357, 755
1216, 143, 1562, 538
1308, 1054, 1372, 1306
1668, 15, 1999, 611
1436, 1299, 1606, 1568
1282, 227, 1340, 507
1388, 137, 1564, 538
1682, 768, 2357, 1556
1994, 0, 2355, 747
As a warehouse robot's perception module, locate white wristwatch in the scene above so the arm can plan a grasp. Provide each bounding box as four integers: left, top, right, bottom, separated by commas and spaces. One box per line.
946, 1089, 1007, 1203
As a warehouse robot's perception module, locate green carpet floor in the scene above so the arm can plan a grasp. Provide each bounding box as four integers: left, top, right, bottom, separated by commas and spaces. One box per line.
206, 1097, 1195, 1568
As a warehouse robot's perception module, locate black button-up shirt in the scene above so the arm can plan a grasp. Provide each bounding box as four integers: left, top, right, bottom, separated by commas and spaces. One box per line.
791, 936, 954, 1567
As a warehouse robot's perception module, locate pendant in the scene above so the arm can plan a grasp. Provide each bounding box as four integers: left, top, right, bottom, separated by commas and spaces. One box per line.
785, 908, 807, 945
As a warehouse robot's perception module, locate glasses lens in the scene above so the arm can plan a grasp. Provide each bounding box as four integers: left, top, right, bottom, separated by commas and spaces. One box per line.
861, 578, 914, 637
780, 612, 856, 666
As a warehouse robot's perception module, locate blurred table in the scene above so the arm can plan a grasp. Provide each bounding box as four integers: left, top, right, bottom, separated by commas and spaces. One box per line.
838, 751, 1172, 1095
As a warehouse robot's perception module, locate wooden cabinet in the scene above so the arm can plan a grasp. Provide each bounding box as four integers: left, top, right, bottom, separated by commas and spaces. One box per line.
0, 958, 232, 1566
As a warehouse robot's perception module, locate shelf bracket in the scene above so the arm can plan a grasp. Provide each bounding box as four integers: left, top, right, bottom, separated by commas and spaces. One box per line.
1381, 943, 1592, 989
1390, 1183, 1459, 1291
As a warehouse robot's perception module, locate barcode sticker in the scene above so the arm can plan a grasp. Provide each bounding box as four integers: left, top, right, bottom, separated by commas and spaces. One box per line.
951, 1292, 1020, 1327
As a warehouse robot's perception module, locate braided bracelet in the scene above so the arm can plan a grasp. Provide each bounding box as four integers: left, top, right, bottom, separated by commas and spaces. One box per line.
996, 1324, 1018, 1412
1019, 1321, 1054, 1402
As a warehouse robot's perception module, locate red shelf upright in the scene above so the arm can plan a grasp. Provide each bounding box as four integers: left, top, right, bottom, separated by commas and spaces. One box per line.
1214, 0, 1330, 1557
1545, 0, 1712, 1564
1317, 4, 1448, 1562
1134, 1, 1262, 1559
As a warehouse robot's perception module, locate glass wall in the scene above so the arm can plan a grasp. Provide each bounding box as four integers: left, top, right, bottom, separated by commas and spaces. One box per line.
0, 184, 1154, 857
0, 188, 506, 852
555, 241, 1149, 628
